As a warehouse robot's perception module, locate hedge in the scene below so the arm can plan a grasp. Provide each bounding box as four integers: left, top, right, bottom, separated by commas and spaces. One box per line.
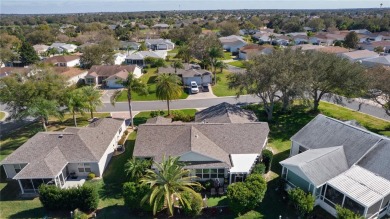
123, 182, 152, 212
262, 149, 273, 173
237, 210, 264, 219
252, 163, 266, 175
181, 191, 203, 217
39, 184, 99, 212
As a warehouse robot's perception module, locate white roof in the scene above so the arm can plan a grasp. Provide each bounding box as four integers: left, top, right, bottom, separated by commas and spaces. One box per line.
229, 154, 259, 174
327, 165, 390, 207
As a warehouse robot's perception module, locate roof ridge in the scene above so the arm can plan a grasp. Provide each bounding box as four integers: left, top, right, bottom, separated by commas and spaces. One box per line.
304, 146, 344, 164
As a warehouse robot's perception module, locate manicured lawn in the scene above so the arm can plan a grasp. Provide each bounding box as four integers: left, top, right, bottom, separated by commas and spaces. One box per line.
116, 68, 188, 101
212, 71, 245, 97
133, 109, 197, 126
207, 196, 229, 207
0, 111, 6, 120
228, 60, 246, 68
218, 51, 233, 60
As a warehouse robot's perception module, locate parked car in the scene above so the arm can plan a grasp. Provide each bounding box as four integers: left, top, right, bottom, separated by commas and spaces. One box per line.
191, 81, 199, 94
202, 85, 209, 92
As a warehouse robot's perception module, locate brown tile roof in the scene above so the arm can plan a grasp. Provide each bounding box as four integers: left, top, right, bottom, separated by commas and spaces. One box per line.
317, 46, 350, 54
52, 67, 86, 78
87, 65, 137, 77
44, 55, 80, 64
239, 44, 273, 53
134, 122, 270, 166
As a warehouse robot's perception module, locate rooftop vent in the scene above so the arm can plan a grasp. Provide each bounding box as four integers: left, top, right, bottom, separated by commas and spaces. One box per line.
59, 134, 63, 138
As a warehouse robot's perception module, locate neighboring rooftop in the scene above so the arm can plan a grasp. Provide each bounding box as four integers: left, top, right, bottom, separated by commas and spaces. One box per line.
53, 67, 86, 78
1, 118, 124, 179
158, 63, 211, 78
341, 50, 379, 60
87, 65, 137, 77
44, 55, 80, 64
195, 102, 258, 123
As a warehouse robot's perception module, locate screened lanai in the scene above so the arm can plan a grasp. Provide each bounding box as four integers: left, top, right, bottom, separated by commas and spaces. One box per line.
325, 166, 390, 218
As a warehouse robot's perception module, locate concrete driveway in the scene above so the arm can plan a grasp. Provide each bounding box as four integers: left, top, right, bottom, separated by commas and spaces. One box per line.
186, 85, 217, 100
101, 88, 121, 103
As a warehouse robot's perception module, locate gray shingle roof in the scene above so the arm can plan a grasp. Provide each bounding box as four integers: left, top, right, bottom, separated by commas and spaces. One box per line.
1, 118, 124, 179
158, 63, 211, 78
280, 146, 349, 186
291, 114, 383, 166
133, 122, 269, 166
195, 102, 258, 123
87, 65, 137, 77
146, 116, 172, 124
357, 139, 390, 181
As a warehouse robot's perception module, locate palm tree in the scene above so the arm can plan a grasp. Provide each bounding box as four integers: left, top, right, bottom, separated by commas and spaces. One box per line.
81, 86, 103, 119
124, 158, 152, 182
176, 44, 191, 63
171, 60, 184, 74
155, 73, 183, 116
140, 156, 202, 216
22, 98, 63, 131
208, 46, 224, 84
111, 73, 148, 129
64, 89, 87, 127
215, 60, 228, 73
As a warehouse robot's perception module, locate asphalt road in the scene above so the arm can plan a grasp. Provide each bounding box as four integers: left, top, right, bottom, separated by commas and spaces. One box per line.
98, 95, 390, 121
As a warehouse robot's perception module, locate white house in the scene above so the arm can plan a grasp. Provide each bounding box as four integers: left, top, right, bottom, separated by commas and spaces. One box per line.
85, 65, 142, 88
125, 50, 167, 67
340, 50, 380, 62
219, 35, 247, 54
0, 118, 126, 194
50, 43, 78, 53
361, 56, 390, 67
238, 44, 273, 60
280, 115, 390, 219
33, 44, 50, 55
145, 39, 175, 51
43, 55, 80, 67
53, 67, 88, 85
158, 63, 212, 87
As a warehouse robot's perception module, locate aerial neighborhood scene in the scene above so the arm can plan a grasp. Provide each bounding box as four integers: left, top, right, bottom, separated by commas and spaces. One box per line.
1, 0, 390, 218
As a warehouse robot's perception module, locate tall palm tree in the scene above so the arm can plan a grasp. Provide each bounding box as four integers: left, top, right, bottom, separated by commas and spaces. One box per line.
124, 157, 152, 182
215, 60, 228, 73
176, 44, 191, 63
81, 86, 103, 119
64, 89, 87, 127
111, 73, 148, 129
22, 98, 63, 131
208, 46, 224, 84
155, 73, 182, 116
171, 60, 184, 74
140, 156, 202, 216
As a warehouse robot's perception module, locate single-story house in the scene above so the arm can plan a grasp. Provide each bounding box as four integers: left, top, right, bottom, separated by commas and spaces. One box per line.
219, 35, 247, 53
145, 39, 175, 51
50, 43, 78, 53
194, 102, 258, 123
118, 41, 141, 51
0, 67, 31, 78
43, 55, 80, 67
361, 56, 390, 67
85, 65, 142, 88
280, 114, 390, 219
238, 44, 273, 60
359, 41, 390, 53
133, 103, 270, 184
125, 50, 167, 67
0, 118, 126, 194
33, 44, 50, 55
340, 50, 380, 62
317, 46, 351, 54
52, 67, 88, 85
158, 63, 212, 86
152, 23, 170, 30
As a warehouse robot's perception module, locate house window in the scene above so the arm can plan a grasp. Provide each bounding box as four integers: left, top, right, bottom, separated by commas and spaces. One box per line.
78, 163, 91, 173
194, 169, 225, 179
14, 164, 26, 173
86, 78, 95, 84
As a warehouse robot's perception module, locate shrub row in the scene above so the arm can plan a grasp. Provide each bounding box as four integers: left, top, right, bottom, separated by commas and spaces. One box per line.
39, 184, 99, 212
262, 149, 273, 173
171, 111, 194, 122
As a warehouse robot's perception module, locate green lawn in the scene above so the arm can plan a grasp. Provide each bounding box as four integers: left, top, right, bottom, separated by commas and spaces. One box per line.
0, 111, 6, 120
228, 60, 246, 68
207, 196, 229, 207
219, 51, 233, 60
116, 68, 188, 101
212, 71, 245, 97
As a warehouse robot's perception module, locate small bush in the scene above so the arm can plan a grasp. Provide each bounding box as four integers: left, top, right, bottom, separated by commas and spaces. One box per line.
252, 163, 266, 175
171, 110, 194, 122
237, 210, 264, 219
287, 188, 315, 216
123, 182, 152, 212
203, 179, 214, 191
73, 209, 89, 219
181, 191, 203, 217
262, 149, 273, 173
336, 205, 363, 219
87, 172, 95, 180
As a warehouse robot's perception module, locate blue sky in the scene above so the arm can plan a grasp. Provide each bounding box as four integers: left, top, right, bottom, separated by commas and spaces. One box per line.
0, 0, 387, 14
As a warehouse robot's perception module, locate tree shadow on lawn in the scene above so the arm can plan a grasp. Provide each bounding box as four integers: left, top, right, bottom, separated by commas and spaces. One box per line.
96, 205, 141, 219
147, 75, 157, 84
8, 207, 47, 219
